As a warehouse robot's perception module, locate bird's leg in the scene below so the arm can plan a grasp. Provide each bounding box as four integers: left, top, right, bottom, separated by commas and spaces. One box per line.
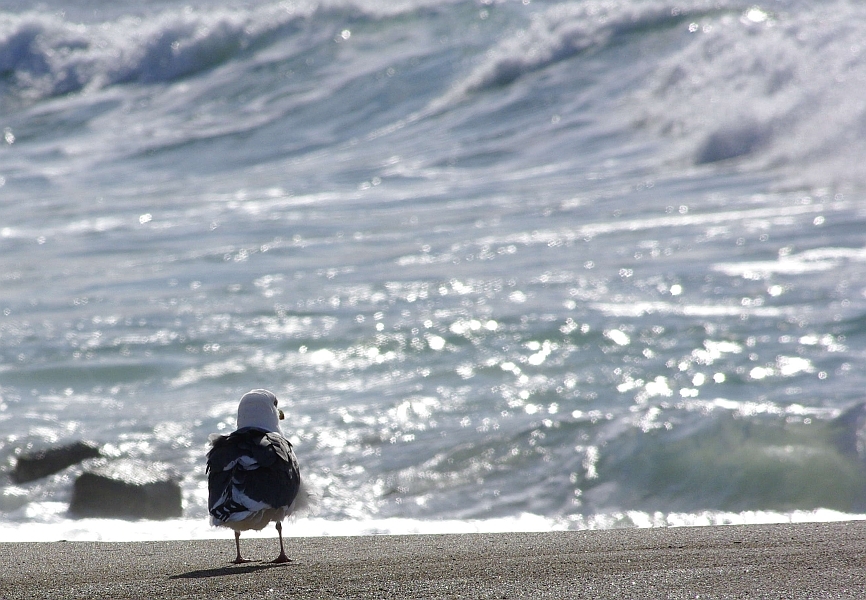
232, 530, 253, 564
271, 521, 291, 563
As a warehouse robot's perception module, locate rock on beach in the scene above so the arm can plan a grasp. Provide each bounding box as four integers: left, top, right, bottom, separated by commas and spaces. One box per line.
11, 441, 101, 484
69, 459, 183, 519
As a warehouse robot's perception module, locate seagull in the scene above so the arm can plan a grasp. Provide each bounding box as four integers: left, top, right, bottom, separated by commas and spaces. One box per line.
206, 389, 306, 564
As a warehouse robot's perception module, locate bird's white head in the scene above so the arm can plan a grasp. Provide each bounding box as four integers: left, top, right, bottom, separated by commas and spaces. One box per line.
236, 389, 285, 432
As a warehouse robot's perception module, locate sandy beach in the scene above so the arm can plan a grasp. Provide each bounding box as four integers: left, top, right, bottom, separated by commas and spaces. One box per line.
2, 521, 865, 599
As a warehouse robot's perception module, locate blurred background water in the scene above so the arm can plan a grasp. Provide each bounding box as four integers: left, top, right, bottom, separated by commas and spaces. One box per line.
3, 0, 866, 540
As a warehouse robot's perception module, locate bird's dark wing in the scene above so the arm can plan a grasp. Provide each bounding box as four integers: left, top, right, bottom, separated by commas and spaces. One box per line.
206, 427, 301, 523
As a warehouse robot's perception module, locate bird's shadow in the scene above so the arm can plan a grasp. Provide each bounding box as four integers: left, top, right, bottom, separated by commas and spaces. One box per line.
171, 562, 289, 579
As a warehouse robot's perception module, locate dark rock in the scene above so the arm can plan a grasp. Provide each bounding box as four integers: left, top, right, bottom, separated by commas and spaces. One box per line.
11, 441, 101, 484
69, 459, 183, 519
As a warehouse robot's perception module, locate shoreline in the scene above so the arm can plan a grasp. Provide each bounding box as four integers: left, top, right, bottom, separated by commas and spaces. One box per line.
3, 508, 864, 543
2, 521, 865, 599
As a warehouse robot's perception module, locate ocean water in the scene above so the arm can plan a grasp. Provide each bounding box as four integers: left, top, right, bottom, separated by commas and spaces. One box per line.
2, 0, 866, 542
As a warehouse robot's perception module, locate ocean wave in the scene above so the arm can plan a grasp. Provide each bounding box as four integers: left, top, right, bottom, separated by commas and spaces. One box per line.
0, 0, 452, 102
431, 0, 866, 190
0, 7, 294, 99
635, 1, 866, 189
436, 0, 731, 107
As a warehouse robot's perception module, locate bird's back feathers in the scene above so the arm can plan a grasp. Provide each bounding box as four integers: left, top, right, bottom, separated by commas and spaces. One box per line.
206, 427, 301, 529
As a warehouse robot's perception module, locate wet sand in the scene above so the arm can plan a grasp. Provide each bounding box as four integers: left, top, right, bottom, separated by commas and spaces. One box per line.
2, 521, 865, 599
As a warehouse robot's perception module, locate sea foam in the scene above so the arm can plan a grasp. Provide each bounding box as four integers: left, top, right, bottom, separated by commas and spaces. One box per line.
637, 1, 866, 188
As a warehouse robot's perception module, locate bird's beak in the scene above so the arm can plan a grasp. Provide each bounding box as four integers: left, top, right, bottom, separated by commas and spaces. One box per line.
278, 409, 285, 420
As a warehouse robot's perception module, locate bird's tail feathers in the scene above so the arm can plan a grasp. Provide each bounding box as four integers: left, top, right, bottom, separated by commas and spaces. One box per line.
291, 478, 318, 516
